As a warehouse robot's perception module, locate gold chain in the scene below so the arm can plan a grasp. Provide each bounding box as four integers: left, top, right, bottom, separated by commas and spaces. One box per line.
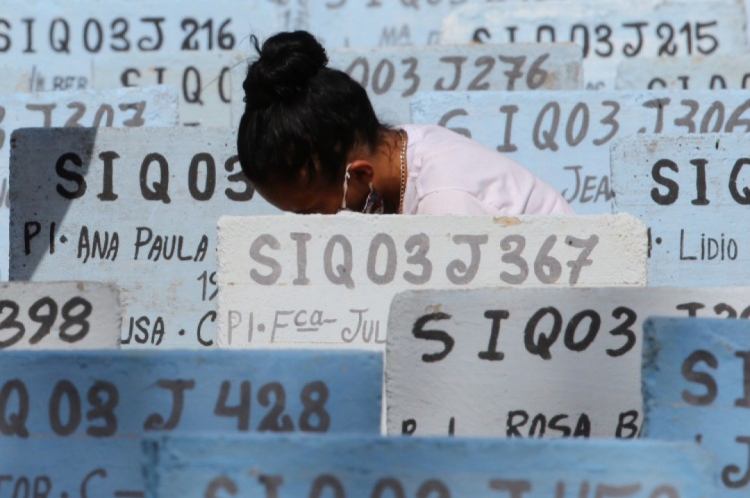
398, 129, 407, 214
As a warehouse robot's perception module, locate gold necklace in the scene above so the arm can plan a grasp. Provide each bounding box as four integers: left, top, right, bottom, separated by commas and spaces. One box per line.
398, 129, 407, 214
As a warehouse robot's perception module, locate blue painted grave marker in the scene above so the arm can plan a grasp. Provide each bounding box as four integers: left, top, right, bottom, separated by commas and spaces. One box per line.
278, 0, 492, 48
94, 51, 247, 126
142, 435, 717, 497
617, 55, 750, 91
643, 316, 750, 494
442, 0, 747, 90
232, 43, 583, 127
0, 350, 382, 496
411, 90, 750, 214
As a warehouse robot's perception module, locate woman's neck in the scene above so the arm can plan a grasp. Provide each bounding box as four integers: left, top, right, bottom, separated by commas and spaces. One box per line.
370, 128, 406, 214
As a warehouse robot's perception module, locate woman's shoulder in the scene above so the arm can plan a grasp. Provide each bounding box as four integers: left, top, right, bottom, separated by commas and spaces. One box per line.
400, 123, 472, 146
399, 124, 573, 215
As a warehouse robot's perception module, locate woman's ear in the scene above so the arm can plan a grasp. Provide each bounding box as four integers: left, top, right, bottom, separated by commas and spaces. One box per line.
345, 160, 375, 186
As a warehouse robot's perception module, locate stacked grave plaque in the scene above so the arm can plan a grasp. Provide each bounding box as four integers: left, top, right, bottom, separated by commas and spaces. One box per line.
0, 281, 120, 350
611, 133, 750, 286
93, 52, 247, 126
10, 127, 280, 348
618, 55, 750, 91
411, 90, 750, 214
386, 286, 750, 437
232, 43, 583, 126
643, 317, 750, 495
276, 0, 491, 47
142, 435, 717, 496
442, 0, 747, 90
0, 350, 382, 496
0, 85, 178, 281
0, 0, 286, 123
218, 214, 647, 350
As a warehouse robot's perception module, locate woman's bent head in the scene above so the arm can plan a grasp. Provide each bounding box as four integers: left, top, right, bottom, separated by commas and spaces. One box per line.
237, 31, 385, 213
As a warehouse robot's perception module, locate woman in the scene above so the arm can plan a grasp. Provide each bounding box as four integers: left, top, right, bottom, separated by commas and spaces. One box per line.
237, 31, 574, 216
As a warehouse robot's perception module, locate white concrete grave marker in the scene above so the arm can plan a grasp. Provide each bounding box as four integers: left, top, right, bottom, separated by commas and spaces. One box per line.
442, 0, 747, 90
231, 43, 582, 127
10, 127, 279, 348
411, 90, 750, 214
0, 281, 120, 350
617, 55, 750, 91
386, 286, 750, 438
94, 52, 246, 127
0, 85, 178, 282
612, 133, 750, 286
217, 214, 647, 350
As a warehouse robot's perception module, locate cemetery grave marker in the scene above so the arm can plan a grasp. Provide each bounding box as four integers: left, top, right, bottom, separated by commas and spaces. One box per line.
411, 90, 750, 214
643, 317, 750, 495
617, 55, 750, 91
218, 214, 647, 350
142, 435, 717, 497
612, 133, 750, 286
387, 286, 750, 437
442, 0, 747, 90
95, 51, 246, 127
232, 43, 583, 127
0, 349, 382, 496
0, 0, 278, 58
0, 281, 120, 350
10, 127, 279, 348
277, 0, 501, 48
0, 85, 178, 281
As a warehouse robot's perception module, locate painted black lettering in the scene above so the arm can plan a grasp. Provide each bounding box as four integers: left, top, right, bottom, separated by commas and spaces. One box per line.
143, 379, 196, 430
650, 158, 679, 205
681, 350, 718, 406
55, 152, 86, 199
412, 312, 453, 363
478, 310, 509, 361
139, 153, 171, 203
524, 307, 562, 360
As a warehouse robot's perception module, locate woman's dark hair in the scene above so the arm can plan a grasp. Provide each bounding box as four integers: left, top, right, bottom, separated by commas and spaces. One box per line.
238, 31, 384, 187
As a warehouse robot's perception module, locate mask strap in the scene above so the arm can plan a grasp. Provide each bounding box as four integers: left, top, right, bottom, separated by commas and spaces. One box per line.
341, 163, 353, 210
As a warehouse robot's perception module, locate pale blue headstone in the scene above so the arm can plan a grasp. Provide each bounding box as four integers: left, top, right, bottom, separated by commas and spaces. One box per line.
611, 134, 750, 286
642, 316, 750, 495
0, 350, 381, 496
280, 0, 490, 48
442, 0, 747, 90
411, 90, 750, 214
617, 55, 750, 91
143, 434, 717, 497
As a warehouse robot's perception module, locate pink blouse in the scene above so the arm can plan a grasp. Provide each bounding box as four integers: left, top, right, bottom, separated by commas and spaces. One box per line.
400, 124, 574, 215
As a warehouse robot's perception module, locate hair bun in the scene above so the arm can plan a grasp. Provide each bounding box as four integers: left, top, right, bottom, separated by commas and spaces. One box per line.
243, 31, 328, 110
